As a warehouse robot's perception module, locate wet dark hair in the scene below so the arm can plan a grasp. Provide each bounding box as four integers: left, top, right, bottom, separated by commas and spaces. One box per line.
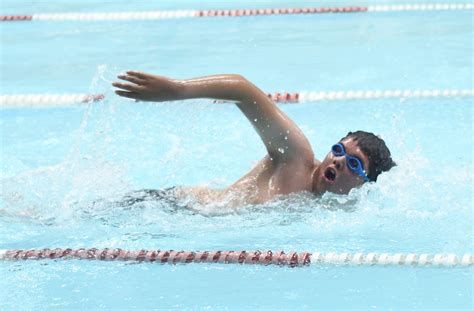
340, 131, 396, 182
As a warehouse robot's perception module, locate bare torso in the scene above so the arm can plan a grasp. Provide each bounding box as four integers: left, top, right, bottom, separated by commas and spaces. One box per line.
180, 156, 321, 207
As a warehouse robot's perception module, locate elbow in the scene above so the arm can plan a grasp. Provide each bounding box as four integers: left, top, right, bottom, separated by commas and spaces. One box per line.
227, 75, 259, 101
227, 74, 247, 81
226, 74, 249, 87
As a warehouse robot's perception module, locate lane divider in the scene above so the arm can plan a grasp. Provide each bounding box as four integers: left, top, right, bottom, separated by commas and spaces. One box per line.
1, 4, 473, 22
1, 89, 472, 108
0, 94, 104, 108
1, 249, 472, 267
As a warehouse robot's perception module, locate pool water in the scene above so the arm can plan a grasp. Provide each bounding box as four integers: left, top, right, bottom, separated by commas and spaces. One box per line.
1, 0, 473, 309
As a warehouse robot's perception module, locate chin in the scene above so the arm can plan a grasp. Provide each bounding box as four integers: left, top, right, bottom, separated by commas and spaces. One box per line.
312, 178, 329, 196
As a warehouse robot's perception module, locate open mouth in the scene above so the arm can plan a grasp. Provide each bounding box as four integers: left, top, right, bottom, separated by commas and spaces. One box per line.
324, 167, 337, 183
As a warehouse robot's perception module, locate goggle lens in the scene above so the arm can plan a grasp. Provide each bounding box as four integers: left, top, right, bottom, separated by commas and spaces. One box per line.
331, 143, 369, 182
332, 144, 344, 156
347, 158, 360, 169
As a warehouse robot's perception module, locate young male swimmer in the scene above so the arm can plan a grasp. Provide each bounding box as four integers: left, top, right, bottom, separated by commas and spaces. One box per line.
112, 71, 395, 207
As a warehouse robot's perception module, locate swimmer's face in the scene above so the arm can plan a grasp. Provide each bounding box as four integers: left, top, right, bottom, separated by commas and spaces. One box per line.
312, 138, 370, 195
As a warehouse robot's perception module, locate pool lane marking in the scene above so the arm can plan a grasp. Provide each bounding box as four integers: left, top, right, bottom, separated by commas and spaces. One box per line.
1, 89, 473, 108
1, 4, 473, 22
0, 94, 104, 108
0, 249, 472, 267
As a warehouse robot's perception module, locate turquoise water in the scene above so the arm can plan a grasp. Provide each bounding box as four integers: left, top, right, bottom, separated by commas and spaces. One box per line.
1, 0, 473, 309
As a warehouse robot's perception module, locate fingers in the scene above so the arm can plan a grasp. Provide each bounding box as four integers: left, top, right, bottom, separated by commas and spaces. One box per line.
126, 71, 150, 80
113, 71, 152, 100
118, 74, 147, 85
112, 82, 143, 92
115, 90, 140, 99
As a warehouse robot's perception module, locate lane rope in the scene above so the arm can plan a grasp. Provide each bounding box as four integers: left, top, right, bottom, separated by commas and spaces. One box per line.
0, 249, 472, 267
1, 89, 472, 108
1, 4, 473, 22
0, 94, 104, 108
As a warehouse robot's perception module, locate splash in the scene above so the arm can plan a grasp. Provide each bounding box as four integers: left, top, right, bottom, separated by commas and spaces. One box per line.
0, 66, 131, 224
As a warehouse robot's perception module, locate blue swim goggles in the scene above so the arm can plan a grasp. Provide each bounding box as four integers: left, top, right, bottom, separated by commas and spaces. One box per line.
331, 143, 369, 182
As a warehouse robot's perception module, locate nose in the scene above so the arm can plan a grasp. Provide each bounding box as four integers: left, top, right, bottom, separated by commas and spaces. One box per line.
333, 156, 346, 170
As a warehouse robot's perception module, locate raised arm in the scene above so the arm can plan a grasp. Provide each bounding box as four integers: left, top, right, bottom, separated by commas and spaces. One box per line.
113, 71, 314, 164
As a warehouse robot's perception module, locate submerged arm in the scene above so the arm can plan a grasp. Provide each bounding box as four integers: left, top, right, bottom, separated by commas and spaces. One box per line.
113, 71, 314, 164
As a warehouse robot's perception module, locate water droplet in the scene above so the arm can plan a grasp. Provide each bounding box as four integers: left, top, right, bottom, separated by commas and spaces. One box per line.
267, 124, 270, 128
254, 118, 258, 122
286, 130, 290, 134
268, 178, 275, 190
278, 148, 285, 154
284, 136, 288, 140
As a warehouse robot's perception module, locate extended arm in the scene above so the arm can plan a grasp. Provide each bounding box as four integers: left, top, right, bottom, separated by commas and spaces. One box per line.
113, 71, 314, 164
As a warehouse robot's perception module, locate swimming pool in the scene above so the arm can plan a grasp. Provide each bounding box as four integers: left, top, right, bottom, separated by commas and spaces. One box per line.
1, 0, 473, 309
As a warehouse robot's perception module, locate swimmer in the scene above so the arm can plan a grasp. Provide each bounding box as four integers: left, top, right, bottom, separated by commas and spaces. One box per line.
112, 72, 395, 207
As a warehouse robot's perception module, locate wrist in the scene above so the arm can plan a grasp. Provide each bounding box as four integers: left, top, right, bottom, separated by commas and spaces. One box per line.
178, 79, 194, 100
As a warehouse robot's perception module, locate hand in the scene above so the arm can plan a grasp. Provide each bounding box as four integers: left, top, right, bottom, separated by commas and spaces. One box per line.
112, 71, 184, 102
